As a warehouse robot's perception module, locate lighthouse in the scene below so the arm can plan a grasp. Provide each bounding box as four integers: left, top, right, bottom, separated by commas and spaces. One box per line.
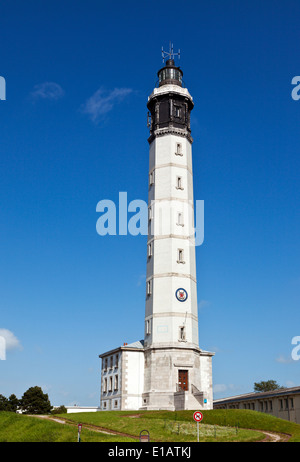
141, 49, 214, 410
99, 48, 214, 411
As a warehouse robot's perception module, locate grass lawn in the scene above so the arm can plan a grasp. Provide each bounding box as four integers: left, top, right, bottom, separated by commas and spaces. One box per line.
0, 412, 136, 442
58, 410, 266, 442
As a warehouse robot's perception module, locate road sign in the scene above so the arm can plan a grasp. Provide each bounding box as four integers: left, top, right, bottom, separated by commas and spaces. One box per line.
193, 411, 203, 422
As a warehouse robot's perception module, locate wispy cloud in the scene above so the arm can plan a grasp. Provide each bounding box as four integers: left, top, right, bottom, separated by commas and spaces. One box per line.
0, 328, 22, 352
213, 383, 240, 395
198, 300, 211, 311
275, 354, 293, 364
30, 82, 65, 101
81, 87, 133, 123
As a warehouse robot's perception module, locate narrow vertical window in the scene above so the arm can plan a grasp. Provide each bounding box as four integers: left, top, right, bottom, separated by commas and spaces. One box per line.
177, 248, 185, 264
147, 280, 152, 296
175, 143, 183, 156
177, 212, 184, 226
146, 319, 151, 335
103, 378, 107, 393
109, 376, 112, 392
149, 171, 154, 185
176, 176, 183, 189
148, 242, 152, 258
179, 326, 186, 341
115, 354, 118, 368
114, 375, 118, 391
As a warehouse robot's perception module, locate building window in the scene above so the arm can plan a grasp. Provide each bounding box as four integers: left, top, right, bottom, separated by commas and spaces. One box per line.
103, 378, 107, 393
177, 248, 185, 264
110, 356, 113, 369
103, 401, 107, 409
264, 401, 268, 412
115, 354, 119, 369
148, 242, 153, 258
114, 400, 118, 408
179, 326, 186, 342
149, 171, 154, 186
174, 106, 181, 118
176, 176, 184, 190
285, 398, 289, 409
175, 143, 183, 156
146, 319, 151, 335
104, 358, 108, 371
114, 375, 118, 391
269, 401, 273, 411
147, 280, 152, 296
279, 399, 283, 410
290, 398, 294, 409
148, 206, 153, 221
176, 212, 184, 227
109, 376, 113, 392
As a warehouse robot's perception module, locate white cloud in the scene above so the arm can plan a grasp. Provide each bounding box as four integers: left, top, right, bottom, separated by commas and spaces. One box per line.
275, 354, 293, 364
198, 300, 211, 311
31, 82, 65, 100
0, 329, 22, 352
81, 87, 132, 122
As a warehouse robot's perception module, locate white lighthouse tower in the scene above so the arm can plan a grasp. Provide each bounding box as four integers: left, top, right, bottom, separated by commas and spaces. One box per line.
99, 48, 214, 411
141, 49, 214, 410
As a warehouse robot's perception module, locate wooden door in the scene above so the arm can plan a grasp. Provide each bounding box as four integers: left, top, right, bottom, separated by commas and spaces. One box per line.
178, 370, 189, 391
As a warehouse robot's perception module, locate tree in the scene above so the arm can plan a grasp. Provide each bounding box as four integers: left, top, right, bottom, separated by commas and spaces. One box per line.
0, 394, 10, 411
8, 394, 20, 412
20, 386, 52, 414
254, 380, 283, 393
51, 405, 67, 415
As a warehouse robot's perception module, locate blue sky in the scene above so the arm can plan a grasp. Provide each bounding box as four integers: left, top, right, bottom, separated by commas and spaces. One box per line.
0, 0, 299, 406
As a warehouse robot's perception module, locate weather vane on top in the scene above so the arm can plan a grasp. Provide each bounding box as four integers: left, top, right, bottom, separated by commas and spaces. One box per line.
162, 42, 180, 63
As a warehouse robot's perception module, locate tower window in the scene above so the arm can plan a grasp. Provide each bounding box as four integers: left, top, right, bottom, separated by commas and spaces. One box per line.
177, 248, 185, 264
177, 212, 184, 226
179, 326, 186, 341
176, 176, 184, 190
175, 143, 183, 156
174, 105, 181, 118
147, 280, 152, 296
149, 171, 154, 186
148, 206, 153, 221
148, 242, 153, 258
146, 319, 151, 335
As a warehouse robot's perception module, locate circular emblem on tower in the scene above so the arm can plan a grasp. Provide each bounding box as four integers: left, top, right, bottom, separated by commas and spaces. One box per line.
175, 288, 188, 302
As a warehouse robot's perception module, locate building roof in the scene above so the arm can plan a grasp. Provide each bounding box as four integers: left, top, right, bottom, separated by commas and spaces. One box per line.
214, 386, 300, 404
99, 340, 144, 358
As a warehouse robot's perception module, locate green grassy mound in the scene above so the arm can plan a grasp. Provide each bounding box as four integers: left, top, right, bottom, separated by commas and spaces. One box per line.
0, 412, 135, 442
59, 409, 271, 442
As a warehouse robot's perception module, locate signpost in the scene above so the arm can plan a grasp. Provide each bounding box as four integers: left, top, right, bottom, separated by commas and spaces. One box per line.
193, 411, 203, 442
78, 423, 82, 442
